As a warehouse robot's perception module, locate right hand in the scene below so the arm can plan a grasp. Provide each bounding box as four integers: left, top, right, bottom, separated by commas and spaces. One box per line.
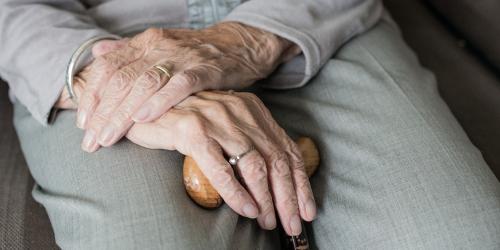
74, 24, 298, 153
125, 91, 317, 236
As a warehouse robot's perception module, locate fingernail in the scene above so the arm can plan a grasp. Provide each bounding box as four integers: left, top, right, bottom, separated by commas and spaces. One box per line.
289, 214, 302, 236
306, 199, 317, 220
77, 110, 87, 129
242, 203, 259, 218
132, 105, 151, 122
98, 125, 115, 146
88, 141, 100, 152
82, 130, 96, 152
264, 213, 276, 229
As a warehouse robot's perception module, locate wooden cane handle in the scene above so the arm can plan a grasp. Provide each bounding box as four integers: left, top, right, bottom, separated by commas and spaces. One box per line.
183, 137, 320, 209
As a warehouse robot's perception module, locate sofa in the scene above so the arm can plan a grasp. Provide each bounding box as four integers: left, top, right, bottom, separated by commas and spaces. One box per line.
1, 0, 499, 248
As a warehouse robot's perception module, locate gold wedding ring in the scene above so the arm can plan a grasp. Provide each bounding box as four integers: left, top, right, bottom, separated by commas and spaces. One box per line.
153, 64, 173, 79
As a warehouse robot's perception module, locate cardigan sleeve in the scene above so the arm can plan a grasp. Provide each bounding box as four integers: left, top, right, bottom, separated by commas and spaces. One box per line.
224, 0, 383, 89
0, 0, 112, 125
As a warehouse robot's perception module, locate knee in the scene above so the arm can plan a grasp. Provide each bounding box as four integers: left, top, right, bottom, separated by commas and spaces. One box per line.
34, 142, 237, 249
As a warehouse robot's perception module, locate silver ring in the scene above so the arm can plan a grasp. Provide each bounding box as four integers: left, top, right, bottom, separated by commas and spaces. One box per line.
228, 146, 255, 166
65, 34, 121, 104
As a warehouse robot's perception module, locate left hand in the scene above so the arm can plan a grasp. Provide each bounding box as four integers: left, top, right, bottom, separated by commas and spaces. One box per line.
76, 22, 300, 152
55, 39, 129, 109
125, 90, 317, 236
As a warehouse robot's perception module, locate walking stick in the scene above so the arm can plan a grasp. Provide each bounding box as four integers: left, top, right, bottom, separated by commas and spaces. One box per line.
183, 137, 320, 250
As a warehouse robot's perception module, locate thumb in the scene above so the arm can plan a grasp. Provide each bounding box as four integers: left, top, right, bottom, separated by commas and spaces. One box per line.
91, 38, 130, 57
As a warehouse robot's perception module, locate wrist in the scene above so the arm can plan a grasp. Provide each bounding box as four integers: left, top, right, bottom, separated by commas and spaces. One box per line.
232, 22, 299, 66
278, 40, 301, 63
211, 22, 300, 74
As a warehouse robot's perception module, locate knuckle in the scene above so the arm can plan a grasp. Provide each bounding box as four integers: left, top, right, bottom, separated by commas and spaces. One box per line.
110, 110, 132, 127
211, 165, 236, 189
181, 95, 200, 105
155, 85, 175, 99
261, 200, 275, 214
89, 112, 109, 128
179, 113, 206, 135
238, 92, 258, 100
241, 154, 267, 180
117, 100, 136, 116
290, 152, 305, 171
244, 165, 267, 186
284, 140, 306, 169
142, 28, 164, 40
280, 195, 299, 212
109, 68, 137, 92
177, 70, 199, 89
137, 70, 161, 92
203, 100, 227, 115
98, 54, 122, 72
187, 114, 204, 129
269, 151, 291, 179
186, 48, 205, 60
295, 174, 312, 192
226, 189, 246, 206
199, 43, 223, 57
102, 93, 124, 104
225, 95, 247, 109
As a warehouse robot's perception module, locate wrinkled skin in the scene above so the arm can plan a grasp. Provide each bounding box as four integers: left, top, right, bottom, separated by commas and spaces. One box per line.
58, 81, 316, 236
127, 91, 316, 236
73, 22, 299, 153
55, 24, 315, 236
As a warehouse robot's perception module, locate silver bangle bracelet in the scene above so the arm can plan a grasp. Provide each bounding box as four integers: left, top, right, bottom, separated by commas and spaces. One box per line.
65, 34, 121, 103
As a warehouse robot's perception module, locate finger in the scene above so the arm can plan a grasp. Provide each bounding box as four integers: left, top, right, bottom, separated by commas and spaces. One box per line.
191, 138, 259, 219
212, 131, 276, 230
195, 91, 302, 235
234, 150, 276, 230
245, 99, 304, 234
125, 113, 178, 151
266, 149, 302, 236
83, 60, 149, 151
285, 137, 316, 222
91, 38, 130, 57
81, 128, 101, 153
132, 67, 214, 123
186, 96, 276, 229
97, 63, 171, 147
77, 43, 143, 129
249, 98, 316, 222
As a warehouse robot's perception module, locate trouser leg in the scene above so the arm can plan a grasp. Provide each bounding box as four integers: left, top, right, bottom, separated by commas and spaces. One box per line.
14, 18, 500, 250
259, 20, 500, 249
13, 104, 278, 250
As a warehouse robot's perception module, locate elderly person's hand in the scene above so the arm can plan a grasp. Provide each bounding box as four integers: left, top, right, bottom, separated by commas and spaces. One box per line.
126, 90, 316, 236
75, 22, 300, 152
56, 67, 316, 236
55, 39, 129, 109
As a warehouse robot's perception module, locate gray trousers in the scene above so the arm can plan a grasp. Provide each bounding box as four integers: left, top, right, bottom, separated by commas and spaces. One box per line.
14, 20, 500, 249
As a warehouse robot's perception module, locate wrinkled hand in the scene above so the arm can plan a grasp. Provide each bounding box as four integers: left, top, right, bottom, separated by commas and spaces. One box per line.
55, 34, 314, 236
55, 39, 129, 109
126, 91, 316, 236
76, 22, 299, 152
